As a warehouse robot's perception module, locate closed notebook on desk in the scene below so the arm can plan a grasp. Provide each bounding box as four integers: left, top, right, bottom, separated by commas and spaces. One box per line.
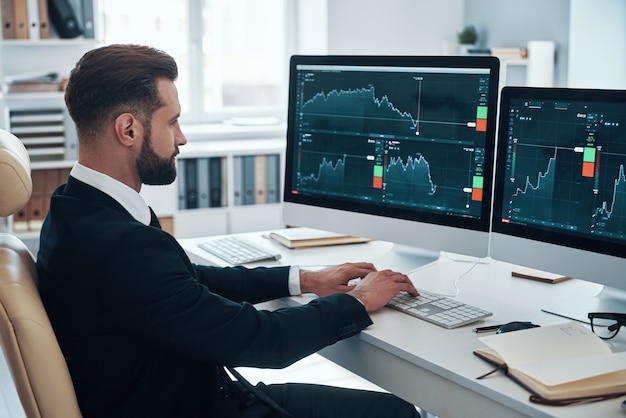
269, 227, 371, 249
474, 321, 626, 405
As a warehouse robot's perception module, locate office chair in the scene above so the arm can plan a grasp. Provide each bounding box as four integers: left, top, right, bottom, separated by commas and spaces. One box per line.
0, 128, 82, 418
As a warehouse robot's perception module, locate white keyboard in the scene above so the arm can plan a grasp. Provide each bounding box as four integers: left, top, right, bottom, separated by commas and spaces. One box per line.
198, 236, 282, 265
387, 290, 492, 329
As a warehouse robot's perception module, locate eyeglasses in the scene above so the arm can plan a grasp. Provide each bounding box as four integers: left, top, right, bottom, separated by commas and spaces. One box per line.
588, 312, 626, 340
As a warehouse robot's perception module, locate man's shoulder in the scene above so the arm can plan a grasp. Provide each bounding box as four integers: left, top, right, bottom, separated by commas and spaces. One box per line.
53, 176, 129, 216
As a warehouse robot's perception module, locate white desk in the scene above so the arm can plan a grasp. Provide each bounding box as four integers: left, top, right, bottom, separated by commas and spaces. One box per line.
180, 231, 626, 418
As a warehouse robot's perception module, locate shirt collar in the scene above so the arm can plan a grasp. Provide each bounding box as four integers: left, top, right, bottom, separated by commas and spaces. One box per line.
70, 162, 152, 226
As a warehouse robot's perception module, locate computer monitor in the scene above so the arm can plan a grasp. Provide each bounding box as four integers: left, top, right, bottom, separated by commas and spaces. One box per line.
491, 86, 626, 323
282, 55, 500, 273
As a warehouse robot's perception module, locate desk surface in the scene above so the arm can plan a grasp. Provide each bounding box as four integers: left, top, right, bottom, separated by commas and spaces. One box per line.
180, 231, 626, 418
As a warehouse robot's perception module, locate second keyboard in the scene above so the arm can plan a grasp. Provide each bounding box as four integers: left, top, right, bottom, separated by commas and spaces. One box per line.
198, 236, 282, 265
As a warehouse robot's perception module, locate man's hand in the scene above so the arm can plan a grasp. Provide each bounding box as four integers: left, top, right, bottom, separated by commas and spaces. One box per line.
299, 262, 378, 297
347, 270, 418, 313
299, 262, 418, 312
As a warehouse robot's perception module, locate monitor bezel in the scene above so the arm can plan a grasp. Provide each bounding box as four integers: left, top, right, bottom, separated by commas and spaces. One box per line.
283, 55, 501, 238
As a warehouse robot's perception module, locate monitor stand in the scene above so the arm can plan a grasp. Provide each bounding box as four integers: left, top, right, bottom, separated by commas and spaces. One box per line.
370, 244, 489, 296
368, 243, 440, 274
542, 285, 626, 324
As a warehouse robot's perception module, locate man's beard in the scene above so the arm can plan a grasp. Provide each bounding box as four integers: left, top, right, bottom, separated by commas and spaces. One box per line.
136, 130, 178, 185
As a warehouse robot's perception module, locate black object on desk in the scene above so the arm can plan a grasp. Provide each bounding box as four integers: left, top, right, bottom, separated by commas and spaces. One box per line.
474, 321, 540, 334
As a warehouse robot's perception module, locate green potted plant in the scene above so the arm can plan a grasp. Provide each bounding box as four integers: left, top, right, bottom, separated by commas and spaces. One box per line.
457, 25, 478, 54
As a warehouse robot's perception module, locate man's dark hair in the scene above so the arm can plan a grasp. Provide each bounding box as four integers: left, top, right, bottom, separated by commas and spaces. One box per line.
64, 44, 178, 143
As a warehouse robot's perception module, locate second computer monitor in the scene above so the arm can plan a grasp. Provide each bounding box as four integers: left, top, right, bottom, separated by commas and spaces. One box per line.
491, 86, 626, 321
282, 55, 500, 260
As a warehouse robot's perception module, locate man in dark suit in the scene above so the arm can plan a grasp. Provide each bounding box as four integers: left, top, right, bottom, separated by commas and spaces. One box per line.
37, 44, 420, 418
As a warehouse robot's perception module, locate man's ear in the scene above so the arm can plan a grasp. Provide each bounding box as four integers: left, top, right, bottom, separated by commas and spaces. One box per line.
114, 113, 141, 147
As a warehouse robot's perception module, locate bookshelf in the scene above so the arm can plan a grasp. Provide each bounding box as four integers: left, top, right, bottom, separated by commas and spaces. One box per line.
1, 2, 286, 239
3, 133, 287, 238
141, 137, 286, 239
0, 0, 98, 237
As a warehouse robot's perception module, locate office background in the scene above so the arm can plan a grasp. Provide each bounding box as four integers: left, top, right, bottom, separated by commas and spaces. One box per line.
2, 0, 626, 246
1, 1, 626, 417
306, 0, 626, 89
2, 0, 626, 248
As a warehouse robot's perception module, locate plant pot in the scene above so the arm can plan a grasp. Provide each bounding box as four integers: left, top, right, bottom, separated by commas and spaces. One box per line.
459, 44, 475, 55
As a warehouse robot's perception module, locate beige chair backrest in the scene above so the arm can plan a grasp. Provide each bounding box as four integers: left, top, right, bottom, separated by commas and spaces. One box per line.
0, 128, 82, 418
0, 126, 31, 217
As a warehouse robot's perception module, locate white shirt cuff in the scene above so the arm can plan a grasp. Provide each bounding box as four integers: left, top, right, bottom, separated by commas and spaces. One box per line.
288, 266, 301, 295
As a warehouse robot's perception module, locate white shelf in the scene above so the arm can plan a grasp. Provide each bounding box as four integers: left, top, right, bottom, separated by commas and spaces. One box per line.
182, 122, 286, 142
3, 92, 66, 106
1, 38, 97, 47
179, 137, 286, 158
139, 138, 286, 239
501, 58, 528, 66
30, 160, 74, 170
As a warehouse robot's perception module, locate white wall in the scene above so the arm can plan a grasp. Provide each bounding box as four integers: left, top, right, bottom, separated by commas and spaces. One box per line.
568, 0, 626, 89
327, 0, 464, 55
465, 0, 570, 87
293, 0, 328, 54
300, 0, 626, 89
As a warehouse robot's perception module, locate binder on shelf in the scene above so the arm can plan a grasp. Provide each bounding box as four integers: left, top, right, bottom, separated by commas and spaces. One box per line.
16, 0, 28, 38
43, 169, 60, 222
79, 0, 94, 38
26, 0, 40, 39
253, 154, 267, 204
233, 156, 243, 206
220, 157, 228, 207
241, 155, 255, 206
48, 0, 83, 38
12, 206, 29, 232
177, 159, 186, 210
37, 0, 50, 38
57, 166, 71, 185
66, 0, 93, 38
196, 158, 210, 208
26, 0, 48, 39
266, 154, 280, 204
27, 169, 45, 230
1, 0, 16, 39
209, 157, 223, 207
4, 0, 29, 39
184, 158, 198, 209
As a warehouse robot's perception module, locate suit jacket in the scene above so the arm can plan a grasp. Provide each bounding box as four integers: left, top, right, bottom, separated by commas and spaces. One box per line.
37, 176, 372, 418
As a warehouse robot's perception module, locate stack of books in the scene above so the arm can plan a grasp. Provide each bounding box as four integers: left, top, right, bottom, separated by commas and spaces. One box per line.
466, 47, 528, 60
269, 227, 370, 249
4, 71, 62, 93
489, 47, 528, 60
